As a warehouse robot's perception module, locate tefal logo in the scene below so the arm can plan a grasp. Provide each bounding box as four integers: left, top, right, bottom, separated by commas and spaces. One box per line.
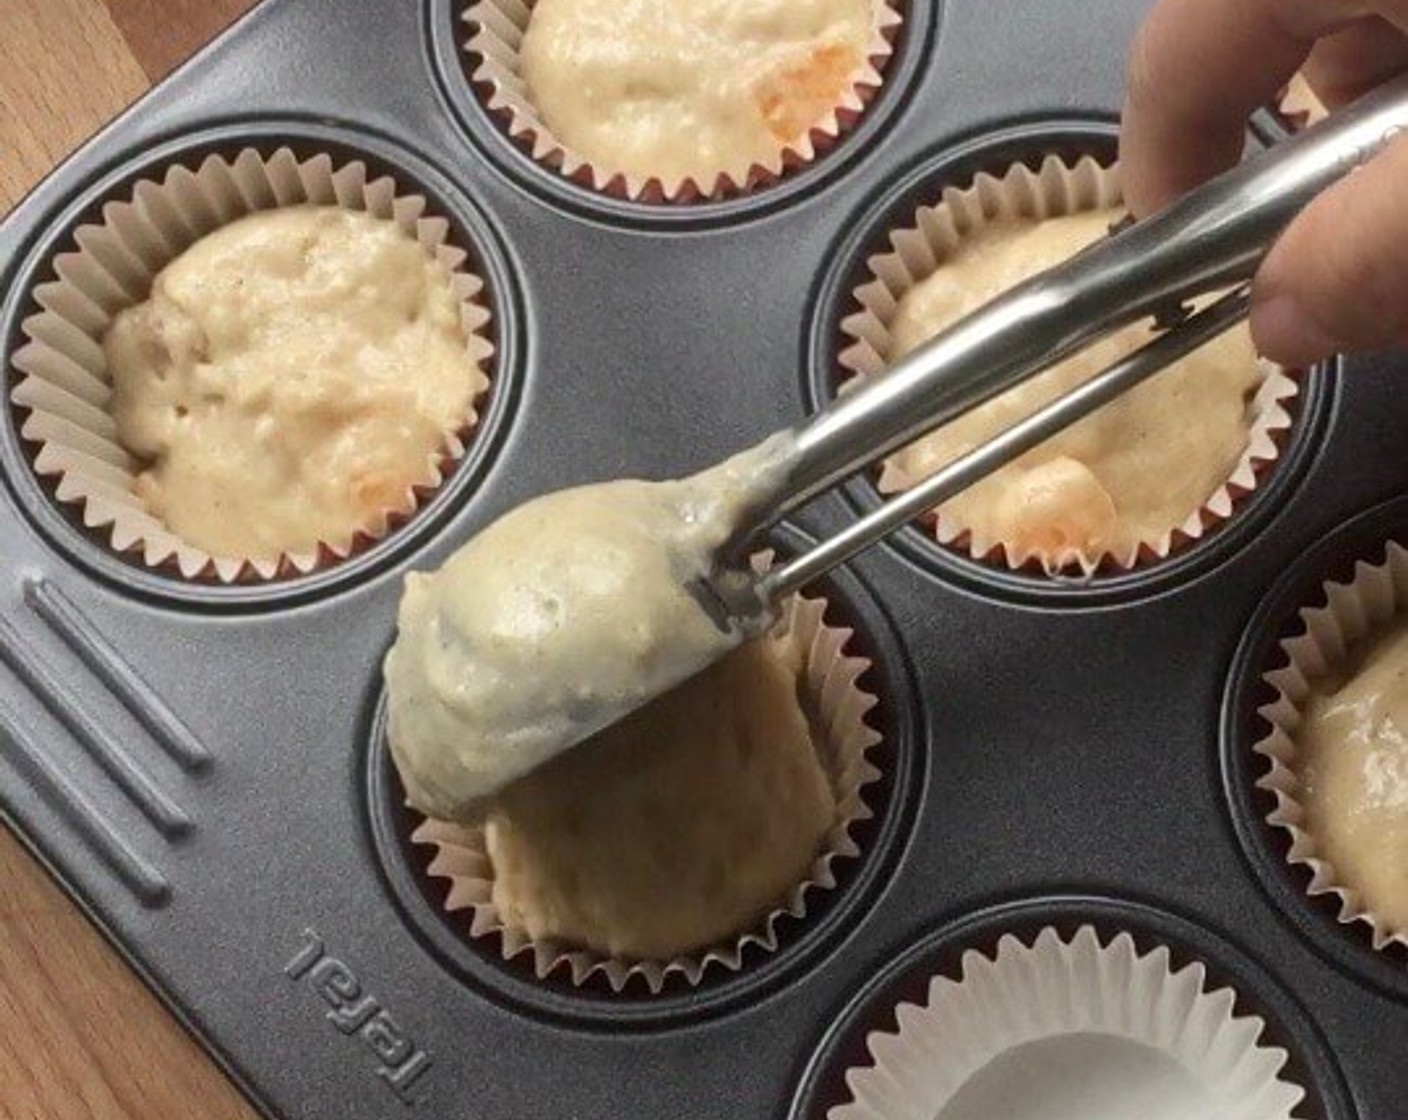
284, 928, 433, 1106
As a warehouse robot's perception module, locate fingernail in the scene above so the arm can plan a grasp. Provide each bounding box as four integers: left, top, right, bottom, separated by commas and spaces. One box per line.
1249, 294, 1339, 367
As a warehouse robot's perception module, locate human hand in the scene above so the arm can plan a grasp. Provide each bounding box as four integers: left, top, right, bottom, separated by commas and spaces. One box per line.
1121, 0, 1408, 366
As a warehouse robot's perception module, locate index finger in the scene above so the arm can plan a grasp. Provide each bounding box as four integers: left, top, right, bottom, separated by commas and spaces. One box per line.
1119, 0, 1408, 216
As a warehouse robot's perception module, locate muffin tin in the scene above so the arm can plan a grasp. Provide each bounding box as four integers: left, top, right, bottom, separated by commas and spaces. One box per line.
0, 0, 1404, 1116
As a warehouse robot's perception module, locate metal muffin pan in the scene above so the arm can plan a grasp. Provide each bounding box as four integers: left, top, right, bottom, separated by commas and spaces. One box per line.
0, 0, 1403, 1116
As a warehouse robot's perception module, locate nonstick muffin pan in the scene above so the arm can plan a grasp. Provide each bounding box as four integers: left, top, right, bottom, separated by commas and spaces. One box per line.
1, 0, 1405, 1116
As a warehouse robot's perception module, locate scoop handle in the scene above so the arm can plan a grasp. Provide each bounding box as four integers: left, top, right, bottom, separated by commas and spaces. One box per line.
741, 72, 1408, 536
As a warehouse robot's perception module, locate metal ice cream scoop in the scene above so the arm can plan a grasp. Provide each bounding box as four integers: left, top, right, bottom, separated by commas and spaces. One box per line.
698, 72, 1408, 628
389, 75, 1408, 813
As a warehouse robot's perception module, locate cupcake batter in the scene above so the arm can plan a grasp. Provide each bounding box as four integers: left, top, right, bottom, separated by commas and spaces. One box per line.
384, 441, 786, 819
1299, 621, 1408, 936
486, 634, 835, 959
106, 206, 486, 561
884, 209, 1265, 568
520, 0, 873, 185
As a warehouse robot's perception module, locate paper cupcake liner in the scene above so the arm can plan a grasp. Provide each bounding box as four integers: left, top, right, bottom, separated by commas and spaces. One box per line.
9, 147, 496, 583
461, 0, 902, 203
836, 154, 1300, 576
410, 585, 883, 994
1252, 537, 1408, 952
832, 925, 1306, 1120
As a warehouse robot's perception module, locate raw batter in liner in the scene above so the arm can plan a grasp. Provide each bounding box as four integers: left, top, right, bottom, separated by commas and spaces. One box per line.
883, 208, 1266, 568
486, 633, 836, 960
106, 206, 487, 561
1297, 621, 1408, 937
520, 0, 874, 186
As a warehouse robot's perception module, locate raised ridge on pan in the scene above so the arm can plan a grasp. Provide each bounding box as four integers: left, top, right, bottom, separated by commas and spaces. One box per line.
0, 695, 172, 907
0, 614, 191, 837
23, 577, 211, 771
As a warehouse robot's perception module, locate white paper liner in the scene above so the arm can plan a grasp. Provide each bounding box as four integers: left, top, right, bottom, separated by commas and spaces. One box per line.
832, 925, 1307, 1120
836, 154, 1300, 575
461, 0, 902, 202
1253, 537, 1408, 952
9, 147, 496, 583
410, 586, 882, 993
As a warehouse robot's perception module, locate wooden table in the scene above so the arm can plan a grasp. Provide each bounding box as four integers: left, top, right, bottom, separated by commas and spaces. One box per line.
1, 4, 262, 1116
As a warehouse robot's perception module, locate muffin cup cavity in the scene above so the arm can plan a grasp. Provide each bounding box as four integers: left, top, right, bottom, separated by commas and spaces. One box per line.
829, 925, 1307, 1120
460, 0, 902, 204
9, 146, 496, 584
835, 154, 1299, 577
409, 585, 883, 995
1252, 537, 1408, 954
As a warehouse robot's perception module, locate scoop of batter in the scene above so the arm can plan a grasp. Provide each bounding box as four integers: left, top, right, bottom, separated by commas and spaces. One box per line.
1299, 622, 1408, 936
384, 443, 783, 819
885, 209, 1264, 567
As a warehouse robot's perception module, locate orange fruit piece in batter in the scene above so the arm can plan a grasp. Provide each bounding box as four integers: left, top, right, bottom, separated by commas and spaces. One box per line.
755, 41, 861, 142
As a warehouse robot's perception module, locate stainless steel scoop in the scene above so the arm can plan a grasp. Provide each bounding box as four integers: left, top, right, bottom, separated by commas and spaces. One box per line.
392, 74, 1408, 812
702, 72, 1408, 628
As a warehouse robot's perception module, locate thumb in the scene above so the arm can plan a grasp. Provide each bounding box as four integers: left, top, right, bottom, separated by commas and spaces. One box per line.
1250, 129, 1408, 366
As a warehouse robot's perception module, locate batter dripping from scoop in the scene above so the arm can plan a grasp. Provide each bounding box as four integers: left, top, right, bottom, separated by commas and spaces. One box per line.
383, 440, 786, 819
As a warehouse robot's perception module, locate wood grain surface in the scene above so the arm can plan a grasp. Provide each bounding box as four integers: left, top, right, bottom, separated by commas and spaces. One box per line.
1, 3, 260, 1116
